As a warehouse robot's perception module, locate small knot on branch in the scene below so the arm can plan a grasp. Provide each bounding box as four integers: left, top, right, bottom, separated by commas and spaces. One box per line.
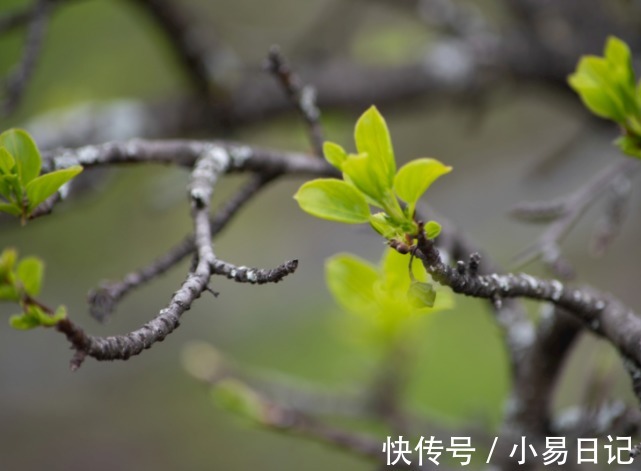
265, 44, 287, 76
70, 350, 87, 371
388, 238, 412, 254
87, 283, 121, 323
205, 285, 219, 297
55, 318, 91, 371
468, 252, 481, 275
492, 294, 503, 310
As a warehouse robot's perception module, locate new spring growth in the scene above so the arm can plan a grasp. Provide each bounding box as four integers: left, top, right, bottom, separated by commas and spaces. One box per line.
0, 128, 83, 224
568, 36, 641, 159
294, 106, 451, 242
0, 248, 68, 330
295, 106, 453, 314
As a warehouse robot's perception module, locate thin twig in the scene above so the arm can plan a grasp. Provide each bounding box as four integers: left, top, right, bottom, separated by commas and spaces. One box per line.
183, 342, 369, 418
265, 46, 324, 157
2, 0, 51, 116
0, 0, 71, 35
0, 4, 35, 34
87, 172, 279, 322
512, 159, 641, 278
57, 145, 230, 368
591, 173, 632, 257
190, 376, 421, 469
210, 258, 298, 284
130, 0, 225, 101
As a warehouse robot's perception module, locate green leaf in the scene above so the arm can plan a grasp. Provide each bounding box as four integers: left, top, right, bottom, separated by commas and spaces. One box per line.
16, 256, 44, 296
212, 379, 264, 421
0, 202, 21, 217
369, 212, 401, 239
342, 153, 390, 204
0, 285, 19, 301
38, 305, 67, 326
326, 254, 379, 315
25, 165, 83, 213
0, 176, 14, 201
0, 129, 41, 185
9, 313, 40, 330
615, 135, 641, 158
636, 80, 641, 110
393, 158, 452, 215
323, 141, 347, 170
8, 304, 65, 329
294, 178, 370, 223
407, 281, 436, 308
0, 248, 17, 275
354, 106, 395, 187
571, 83, 625, 122
381, 247, 425, 293
0, 148, 15, 175
4, 173, 21, 199
425, 220, 442, 239
605, 36, 635, 88
569, 58, 626, 122
568, 37, 640, 124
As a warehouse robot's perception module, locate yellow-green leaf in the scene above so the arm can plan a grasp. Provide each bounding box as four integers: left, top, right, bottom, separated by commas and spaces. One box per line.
0, 202, 21, 217
0, 148, 15, 175
0, 129, 41, 185
369, 212, 401, 239
393, 158, 452, 214
605, 36, 634, 87
9, 313, 40, 330
323, 141, 347, 170
212, 379, 264, 421
294, 178, 370, 224
25, 165, 83, 213
342, 153, 389, 204
425, 220, 442, 239
407, 281, 436, 308
16, 256, 44, 296
354, 106, 395, 187
326, 254, 378, 315
40, 305, 67, 326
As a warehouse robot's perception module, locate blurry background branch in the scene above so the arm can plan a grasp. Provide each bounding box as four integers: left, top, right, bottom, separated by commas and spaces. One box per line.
3, 0, 638, 147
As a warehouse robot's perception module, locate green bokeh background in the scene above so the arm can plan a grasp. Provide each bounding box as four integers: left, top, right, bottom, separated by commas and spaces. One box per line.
0, 0, 640, 469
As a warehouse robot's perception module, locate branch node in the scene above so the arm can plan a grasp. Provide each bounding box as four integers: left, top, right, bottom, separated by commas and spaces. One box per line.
468, 252, 481, 275
205, 285, 219, 297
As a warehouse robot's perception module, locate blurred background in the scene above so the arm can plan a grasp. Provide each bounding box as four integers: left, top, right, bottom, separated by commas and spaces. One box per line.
0, 0, 640, 469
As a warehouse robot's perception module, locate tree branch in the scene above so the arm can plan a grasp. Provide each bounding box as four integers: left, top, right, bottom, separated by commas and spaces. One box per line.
512, 158, 641, 278
88, 172, 280, 322
2, 0, 51, 116
266, 46, 324, 157
410, 225, 641, 404
42, 139, 333, 175
56, 145, 230, 368
128, 0, 227, 102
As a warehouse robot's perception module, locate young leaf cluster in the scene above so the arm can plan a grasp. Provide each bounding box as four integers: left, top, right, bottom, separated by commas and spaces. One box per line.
0, 248, 67, 330
0, 129, 83, 223
568, 37, 641, 158
326, 248, 453, 343
294, 106, 451, 242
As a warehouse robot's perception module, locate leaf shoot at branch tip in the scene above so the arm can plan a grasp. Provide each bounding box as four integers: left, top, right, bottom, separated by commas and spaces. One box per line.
0, 128, 83, 223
